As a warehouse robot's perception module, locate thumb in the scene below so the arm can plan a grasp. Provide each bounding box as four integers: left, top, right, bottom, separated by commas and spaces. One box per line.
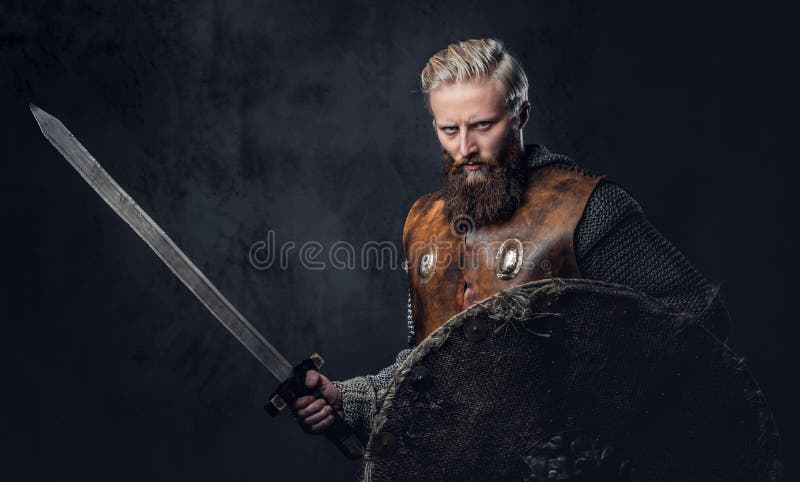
316, 373, 343, 409
304, 369, 321, 390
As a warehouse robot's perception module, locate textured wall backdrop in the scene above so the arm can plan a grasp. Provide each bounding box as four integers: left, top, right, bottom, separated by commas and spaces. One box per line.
2, 1, 798, 480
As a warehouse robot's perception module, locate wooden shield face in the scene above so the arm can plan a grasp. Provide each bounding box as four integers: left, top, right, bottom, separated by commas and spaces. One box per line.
363, 279, 782, 482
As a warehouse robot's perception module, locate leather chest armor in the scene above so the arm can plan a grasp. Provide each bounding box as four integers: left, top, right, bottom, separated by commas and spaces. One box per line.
403, 165, 601, 344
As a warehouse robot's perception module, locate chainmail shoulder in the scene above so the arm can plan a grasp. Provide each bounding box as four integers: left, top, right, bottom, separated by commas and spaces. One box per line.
574, 179, 731, 340
528, 143, 729, 339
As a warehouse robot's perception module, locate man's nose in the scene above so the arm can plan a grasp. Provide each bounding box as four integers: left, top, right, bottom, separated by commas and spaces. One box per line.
459, 130, 477, 159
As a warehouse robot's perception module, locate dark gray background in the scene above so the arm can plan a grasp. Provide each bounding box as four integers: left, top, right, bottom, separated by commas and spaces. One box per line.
2, 1, 798, 480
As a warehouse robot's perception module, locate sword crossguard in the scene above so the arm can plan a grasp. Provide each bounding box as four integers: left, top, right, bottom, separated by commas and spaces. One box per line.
265, 353, 364, 459
265, 353, 325, 415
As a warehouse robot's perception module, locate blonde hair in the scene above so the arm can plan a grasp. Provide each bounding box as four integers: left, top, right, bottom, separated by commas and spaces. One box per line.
421, 38, 529, 119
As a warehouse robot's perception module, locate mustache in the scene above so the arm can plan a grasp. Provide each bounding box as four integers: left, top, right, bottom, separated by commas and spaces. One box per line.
448, 155, 498, 169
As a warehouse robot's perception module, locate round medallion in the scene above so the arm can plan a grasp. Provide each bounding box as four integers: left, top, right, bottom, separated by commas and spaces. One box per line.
495, 238, 524, 280
418, 243, 437, 284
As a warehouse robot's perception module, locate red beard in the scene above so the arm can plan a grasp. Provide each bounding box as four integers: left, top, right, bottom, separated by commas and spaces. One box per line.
441, 132, 526, 229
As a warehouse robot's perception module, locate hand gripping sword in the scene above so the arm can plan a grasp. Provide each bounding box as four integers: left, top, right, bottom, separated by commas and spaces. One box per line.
30, 104, 364, 459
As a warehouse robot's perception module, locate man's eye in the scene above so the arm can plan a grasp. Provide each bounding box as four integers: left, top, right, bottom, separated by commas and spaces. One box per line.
441, 126, 458, 134
475, 121, 492, 130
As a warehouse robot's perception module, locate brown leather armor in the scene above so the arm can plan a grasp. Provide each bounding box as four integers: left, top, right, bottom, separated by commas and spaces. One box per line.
403, 165, 601, 344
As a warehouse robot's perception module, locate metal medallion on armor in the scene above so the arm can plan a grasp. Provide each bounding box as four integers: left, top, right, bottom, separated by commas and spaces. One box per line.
495, 237, 524, 280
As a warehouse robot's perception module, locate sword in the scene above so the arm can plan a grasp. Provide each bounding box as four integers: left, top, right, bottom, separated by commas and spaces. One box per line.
29, 104, 364, 459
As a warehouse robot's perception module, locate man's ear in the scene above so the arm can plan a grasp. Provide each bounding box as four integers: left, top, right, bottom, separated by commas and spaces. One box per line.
517, 101, 531, 130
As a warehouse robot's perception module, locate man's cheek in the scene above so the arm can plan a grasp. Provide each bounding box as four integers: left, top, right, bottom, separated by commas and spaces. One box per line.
437, 133, 453, 152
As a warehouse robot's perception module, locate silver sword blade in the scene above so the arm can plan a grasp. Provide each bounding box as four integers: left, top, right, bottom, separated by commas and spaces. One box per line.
30, 104, 293, 382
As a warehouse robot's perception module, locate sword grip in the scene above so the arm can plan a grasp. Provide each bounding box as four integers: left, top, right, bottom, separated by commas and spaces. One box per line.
265, 354, 364, 460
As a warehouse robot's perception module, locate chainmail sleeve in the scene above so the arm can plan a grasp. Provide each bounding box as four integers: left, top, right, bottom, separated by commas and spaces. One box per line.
574, 179, 731, 340
332, 348, 412, 441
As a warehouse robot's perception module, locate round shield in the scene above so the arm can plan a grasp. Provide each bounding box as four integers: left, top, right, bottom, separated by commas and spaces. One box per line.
361, 278, 782, 482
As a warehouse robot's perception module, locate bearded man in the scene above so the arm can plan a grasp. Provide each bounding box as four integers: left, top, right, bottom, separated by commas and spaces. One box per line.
293, 38, 730, 444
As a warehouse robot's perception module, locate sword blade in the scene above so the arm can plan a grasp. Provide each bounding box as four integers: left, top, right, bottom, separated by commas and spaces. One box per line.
30, 104, 293, 382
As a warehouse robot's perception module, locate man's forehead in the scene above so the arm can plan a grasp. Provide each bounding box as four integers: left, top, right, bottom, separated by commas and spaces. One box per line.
429, 78, 507, 123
